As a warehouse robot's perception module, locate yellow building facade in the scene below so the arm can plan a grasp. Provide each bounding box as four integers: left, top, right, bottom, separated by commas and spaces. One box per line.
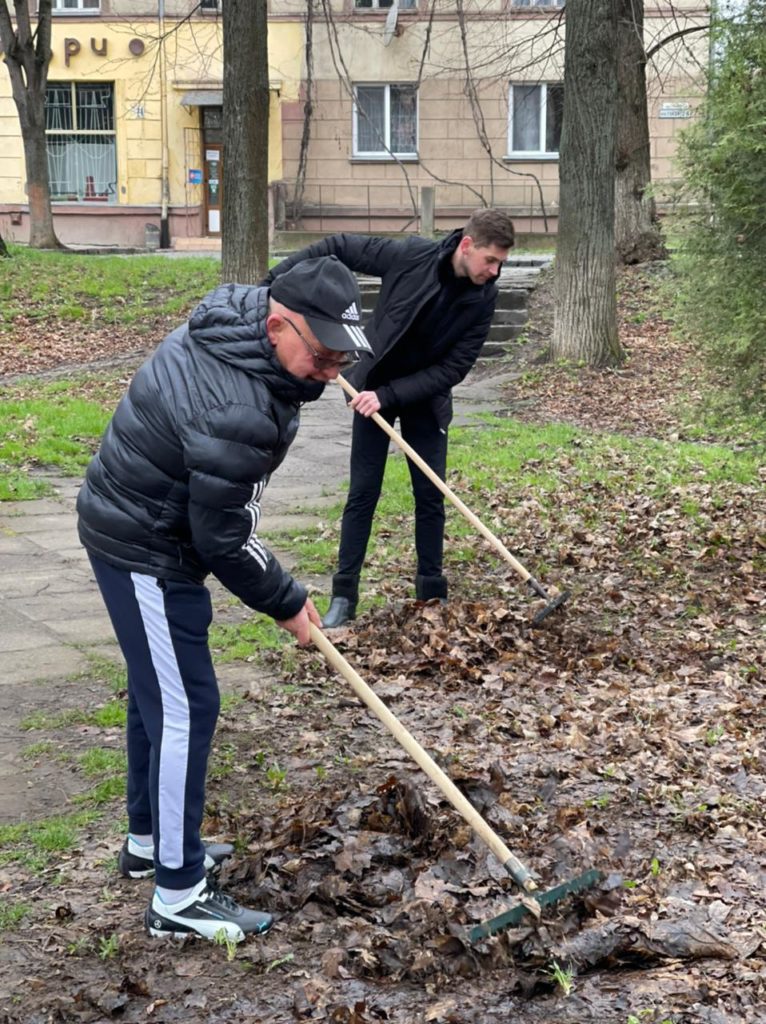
0, 9, 301, 247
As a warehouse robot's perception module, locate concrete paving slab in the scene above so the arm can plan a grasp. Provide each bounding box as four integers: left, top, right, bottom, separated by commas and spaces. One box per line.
2, 513, 81, 535
0, 624, 61, 654
0, 498, 73, 519
15, 524, 81, 552
0, 645, 89, 685
2, 567, 93, 600
61, 546, 91, 565
6, 590, 108, 622
45, 615, 120, 645
0, 533, 37, 555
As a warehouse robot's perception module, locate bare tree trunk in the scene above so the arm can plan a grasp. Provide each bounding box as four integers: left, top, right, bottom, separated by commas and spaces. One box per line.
0, 0, 62, 249
552, 0, 624, 367
0, 229, 9, 258
21, 104, 61, 248
221, 0, 270, 283
615, 0, 666, 264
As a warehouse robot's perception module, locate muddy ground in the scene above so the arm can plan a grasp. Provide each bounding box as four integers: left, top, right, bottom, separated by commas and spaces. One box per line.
1, 265, 765, 1024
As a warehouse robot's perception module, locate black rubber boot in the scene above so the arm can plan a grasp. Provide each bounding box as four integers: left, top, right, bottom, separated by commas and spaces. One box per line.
321, 574, 359, 629
415, 574, 448, 603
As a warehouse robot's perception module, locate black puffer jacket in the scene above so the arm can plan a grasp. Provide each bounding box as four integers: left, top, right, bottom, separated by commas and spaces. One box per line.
263, 230, 497, 425
77, 284, 324, 620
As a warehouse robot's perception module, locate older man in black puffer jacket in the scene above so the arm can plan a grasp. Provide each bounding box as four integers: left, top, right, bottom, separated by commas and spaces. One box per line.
77, 256, 370, 946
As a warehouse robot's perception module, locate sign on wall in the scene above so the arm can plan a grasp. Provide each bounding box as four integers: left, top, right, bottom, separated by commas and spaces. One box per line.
659, 102, 692, 119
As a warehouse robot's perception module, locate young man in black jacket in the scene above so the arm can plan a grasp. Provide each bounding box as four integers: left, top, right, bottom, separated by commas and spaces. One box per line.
264, 208, 515, 627
77, 256, 371, 944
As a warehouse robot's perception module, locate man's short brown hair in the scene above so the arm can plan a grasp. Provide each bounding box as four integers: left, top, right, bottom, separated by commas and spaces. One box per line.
463, 208, 515, 250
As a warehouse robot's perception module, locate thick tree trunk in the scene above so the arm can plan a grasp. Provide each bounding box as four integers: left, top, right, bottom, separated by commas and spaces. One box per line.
552, 0, 624, 368
0, 0, 62, 249
20, 100, 61, 249
0, 229, 8, 258
615, 0, 666, 264
221, 0, 270, 283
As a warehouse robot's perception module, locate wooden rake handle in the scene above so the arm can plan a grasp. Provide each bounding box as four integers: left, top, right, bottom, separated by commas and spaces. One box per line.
336, 375, 532, 585
310, 622, 537, 892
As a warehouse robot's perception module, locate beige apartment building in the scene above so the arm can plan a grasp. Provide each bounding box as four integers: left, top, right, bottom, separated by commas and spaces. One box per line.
277, 0, 709, 235
0, 0, 709, 247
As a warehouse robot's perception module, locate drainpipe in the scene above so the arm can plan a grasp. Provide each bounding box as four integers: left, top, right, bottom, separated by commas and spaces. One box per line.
158, 0, 171, 248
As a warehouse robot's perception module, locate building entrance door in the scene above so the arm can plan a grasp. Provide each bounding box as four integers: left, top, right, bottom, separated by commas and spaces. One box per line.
203, 144, 222, 236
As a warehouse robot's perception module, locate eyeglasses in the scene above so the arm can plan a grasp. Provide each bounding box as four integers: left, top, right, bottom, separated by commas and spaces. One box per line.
283, 316, 359, 371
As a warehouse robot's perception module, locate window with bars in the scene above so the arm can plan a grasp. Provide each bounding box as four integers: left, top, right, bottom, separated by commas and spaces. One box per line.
353, 84, 418, 158
354, 1, 417, 9
508, 83, 563, 156
52, 0, 100, 11
510, 0, 565, 8
45, 82, 117, 202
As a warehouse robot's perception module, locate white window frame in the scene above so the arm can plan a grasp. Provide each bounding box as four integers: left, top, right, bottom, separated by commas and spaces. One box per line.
45, 81, 117, 203
353, 83, 418, 160
52, 0, 101, 12
507, 82, 563, 159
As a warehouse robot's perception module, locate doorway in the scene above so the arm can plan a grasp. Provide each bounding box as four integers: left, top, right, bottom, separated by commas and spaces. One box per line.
201, 105, 223, 236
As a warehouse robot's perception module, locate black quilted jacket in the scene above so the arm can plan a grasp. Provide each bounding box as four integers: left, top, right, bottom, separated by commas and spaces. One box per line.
76, 284, 324, 620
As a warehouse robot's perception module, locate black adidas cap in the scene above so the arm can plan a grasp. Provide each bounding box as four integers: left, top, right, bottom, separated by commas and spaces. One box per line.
270, 255, 372, 354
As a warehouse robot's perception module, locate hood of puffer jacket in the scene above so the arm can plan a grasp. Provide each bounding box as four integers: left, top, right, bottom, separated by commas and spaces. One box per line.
188, 282, 325, 403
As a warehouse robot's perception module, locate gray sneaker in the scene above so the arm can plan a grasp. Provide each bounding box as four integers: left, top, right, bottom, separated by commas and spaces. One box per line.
145, 878, 273, 942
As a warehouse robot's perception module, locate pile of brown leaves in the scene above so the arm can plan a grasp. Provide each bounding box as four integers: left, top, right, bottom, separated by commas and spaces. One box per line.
510, 264, 708, 441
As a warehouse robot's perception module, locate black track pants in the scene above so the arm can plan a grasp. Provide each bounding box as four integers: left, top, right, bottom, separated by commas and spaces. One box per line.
337, 402, 448, 579
88, 553, 218, 890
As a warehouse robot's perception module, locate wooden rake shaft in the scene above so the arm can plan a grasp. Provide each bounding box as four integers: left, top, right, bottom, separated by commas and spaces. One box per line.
336, 375, 569, 620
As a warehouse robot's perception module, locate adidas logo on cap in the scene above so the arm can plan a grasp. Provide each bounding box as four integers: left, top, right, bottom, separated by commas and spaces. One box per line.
341, 302, 360, 322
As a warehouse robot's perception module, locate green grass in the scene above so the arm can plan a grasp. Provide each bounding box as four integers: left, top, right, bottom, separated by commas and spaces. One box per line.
0, 810, 99, 869
0, 386, 111, 499
210, 616, 291, 663
274, 415, 762, 576
21, 699, 127, 732
21, 740, 55, 760
72, 653, 127, 695
1, 247, 220, 330
209, 741, 237, 781
73, 775, 126, 807
77, 747, 127, 778
0, 900, 31, 930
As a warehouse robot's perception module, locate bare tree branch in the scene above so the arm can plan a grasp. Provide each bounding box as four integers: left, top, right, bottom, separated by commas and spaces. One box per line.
455, 0, 550, 227
318, 0, 420, 223
646, 23, 708, 62
292, 0, 315, 223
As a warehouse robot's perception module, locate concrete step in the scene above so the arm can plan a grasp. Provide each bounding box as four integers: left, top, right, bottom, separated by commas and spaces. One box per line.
481, 340, 516, 358
494, 288, 528, 310
493, 308, 527, 326
487, 322, 526, 343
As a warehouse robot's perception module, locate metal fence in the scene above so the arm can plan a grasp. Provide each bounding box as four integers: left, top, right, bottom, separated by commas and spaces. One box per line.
278, 178, 562, 235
